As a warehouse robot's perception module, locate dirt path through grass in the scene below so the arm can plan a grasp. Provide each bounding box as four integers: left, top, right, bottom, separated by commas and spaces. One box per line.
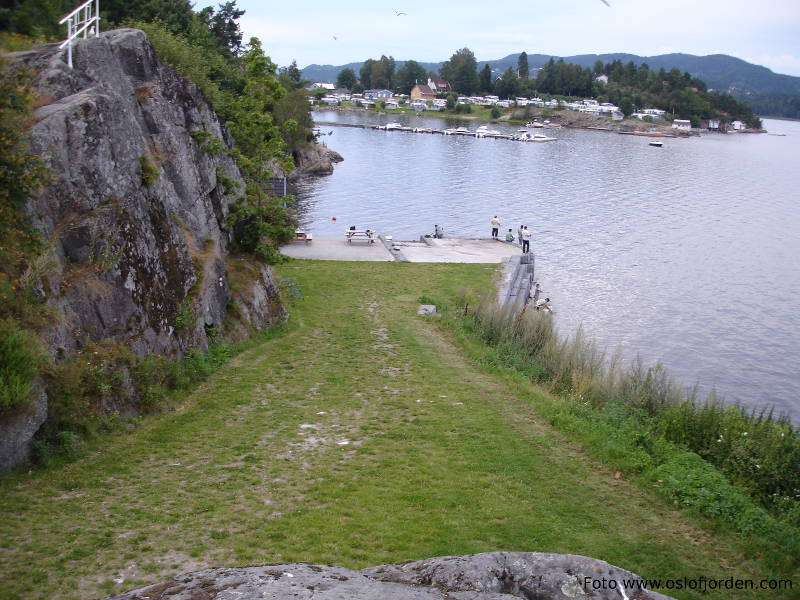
0, 261, 785, 599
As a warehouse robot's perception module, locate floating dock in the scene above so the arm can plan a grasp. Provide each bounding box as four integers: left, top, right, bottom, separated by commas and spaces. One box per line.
315, 122, 557, 143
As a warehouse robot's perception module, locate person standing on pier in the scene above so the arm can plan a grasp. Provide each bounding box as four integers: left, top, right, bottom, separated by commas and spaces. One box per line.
517, 224, 523, 245
490, 215, 501, 239
521, 226, 531, 252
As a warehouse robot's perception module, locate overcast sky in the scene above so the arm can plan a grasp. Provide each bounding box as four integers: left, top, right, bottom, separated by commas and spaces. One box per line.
194, 0, 800, 76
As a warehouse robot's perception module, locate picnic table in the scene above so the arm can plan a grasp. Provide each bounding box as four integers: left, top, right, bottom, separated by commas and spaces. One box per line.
345, 230, 375, 243
294, 229, 313, 243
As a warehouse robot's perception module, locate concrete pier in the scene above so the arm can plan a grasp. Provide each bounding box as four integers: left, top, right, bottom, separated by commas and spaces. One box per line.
280, 237, 522, 263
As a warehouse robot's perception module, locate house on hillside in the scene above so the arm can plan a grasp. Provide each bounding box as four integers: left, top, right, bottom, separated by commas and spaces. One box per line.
410, 84, 436, 101
427, 78, 451, 94
306, 82, 335, 91
595, 74, 609, 85
409, 98, 427, 110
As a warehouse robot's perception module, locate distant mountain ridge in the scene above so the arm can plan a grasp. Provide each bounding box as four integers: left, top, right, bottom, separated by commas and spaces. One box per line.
301, 52, 800, 107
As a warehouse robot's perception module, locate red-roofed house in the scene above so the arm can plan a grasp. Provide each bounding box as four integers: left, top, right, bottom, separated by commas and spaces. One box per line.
427, 78, 451, 94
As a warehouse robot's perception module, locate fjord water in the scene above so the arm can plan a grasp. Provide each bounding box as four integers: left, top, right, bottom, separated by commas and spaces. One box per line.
295, 111, 800, 422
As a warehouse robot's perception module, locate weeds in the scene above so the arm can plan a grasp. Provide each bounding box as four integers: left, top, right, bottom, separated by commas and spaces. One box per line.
0, 318, 42, 409
139, 155, 159, 186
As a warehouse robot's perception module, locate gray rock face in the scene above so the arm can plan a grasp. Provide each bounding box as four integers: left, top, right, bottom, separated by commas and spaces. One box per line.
0, 29, 287, 469
0, 379, 48, 471
18, 29, 255, 357
291, 144, 344, 177
106, 553, 676, 600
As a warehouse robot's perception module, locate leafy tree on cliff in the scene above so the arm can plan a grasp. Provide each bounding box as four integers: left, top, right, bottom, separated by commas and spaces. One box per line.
440, 48, 479, 95
0, 0, 72, 38
206, 0, 244, 56
227, 38, 289, 177
104, 0, 196, 35
336, 68, 357, 90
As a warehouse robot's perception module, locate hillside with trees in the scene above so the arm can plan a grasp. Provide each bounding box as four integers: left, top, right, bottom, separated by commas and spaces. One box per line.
326, 46, 760, 128
302, 50, 800, 119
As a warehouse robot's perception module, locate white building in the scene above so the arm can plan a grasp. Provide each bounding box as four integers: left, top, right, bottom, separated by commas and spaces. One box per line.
672, 119, 692, 131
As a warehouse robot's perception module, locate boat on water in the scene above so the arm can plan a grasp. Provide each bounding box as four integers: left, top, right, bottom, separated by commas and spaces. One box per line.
455, 127, 471, 135
475, 125, 501, 138
517, 130, 557, 142
526, 121, 545, 128
385, 122, 403, 130
649, 141, 663, 147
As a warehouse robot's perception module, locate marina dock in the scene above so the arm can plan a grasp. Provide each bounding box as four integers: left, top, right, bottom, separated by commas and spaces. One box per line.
315, 122, 557, 143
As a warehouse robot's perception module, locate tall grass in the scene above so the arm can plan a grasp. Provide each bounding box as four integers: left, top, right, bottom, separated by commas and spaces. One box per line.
459, 294, 800, 527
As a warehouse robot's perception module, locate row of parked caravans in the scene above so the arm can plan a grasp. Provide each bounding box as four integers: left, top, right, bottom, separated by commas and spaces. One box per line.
374, 123, 557, 142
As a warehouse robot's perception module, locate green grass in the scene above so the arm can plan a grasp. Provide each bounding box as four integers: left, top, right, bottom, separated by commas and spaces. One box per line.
0, 260, 796, 599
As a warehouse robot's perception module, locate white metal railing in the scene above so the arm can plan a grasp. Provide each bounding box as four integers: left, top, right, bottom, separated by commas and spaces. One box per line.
59, 0, 100, 68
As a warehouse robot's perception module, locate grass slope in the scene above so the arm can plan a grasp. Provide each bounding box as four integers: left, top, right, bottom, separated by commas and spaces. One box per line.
0, 261, 792, 599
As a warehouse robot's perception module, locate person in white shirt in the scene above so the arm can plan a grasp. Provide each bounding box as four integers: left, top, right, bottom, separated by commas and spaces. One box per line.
490, 215, 501, 239
529, 282, 544, 302
521, 226, 531, 252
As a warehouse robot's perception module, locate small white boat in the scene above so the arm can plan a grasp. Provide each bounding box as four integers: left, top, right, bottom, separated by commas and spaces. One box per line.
475, 125, 501, 137
517, 131, 556, 142
649, 141, 663, 147
455, 127, 471, 135
384, 122, 403, 130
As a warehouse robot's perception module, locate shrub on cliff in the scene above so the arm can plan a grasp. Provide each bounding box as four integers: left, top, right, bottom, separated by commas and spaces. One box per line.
0, 318, 41, 410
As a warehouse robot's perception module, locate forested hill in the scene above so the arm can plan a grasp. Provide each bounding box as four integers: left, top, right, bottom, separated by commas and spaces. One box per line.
302, 52, 800, 118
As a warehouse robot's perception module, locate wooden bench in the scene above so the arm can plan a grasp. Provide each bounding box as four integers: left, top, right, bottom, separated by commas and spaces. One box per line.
345, 230, 375, 243
294, 230, 313, 243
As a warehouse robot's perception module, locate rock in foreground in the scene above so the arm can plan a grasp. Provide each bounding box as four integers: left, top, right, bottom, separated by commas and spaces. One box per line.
107, 552, 675, 599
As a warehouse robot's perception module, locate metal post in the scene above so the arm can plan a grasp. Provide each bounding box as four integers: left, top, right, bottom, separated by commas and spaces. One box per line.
59, 0, 100, 69
67, 20, 73, 68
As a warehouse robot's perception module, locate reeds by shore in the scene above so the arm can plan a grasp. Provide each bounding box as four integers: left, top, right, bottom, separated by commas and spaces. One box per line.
456, 293, 800, 534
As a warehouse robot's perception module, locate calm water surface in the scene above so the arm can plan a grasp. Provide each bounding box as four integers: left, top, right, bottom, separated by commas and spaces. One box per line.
295, 111, 800, 422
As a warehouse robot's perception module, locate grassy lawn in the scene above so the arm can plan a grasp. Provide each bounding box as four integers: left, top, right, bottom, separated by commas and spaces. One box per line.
0, 260, 793, 599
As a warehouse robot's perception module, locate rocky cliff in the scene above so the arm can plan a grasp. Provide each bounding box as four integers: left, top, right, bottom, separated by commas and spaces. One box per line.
0, 29, 292, 469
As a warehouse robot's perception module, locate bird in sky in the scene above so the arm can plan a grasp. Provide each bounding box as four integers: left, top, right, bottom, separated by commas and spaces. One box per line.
394, 10, 407, 16
332, 35, 338, 40
599, 0, 610, 6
